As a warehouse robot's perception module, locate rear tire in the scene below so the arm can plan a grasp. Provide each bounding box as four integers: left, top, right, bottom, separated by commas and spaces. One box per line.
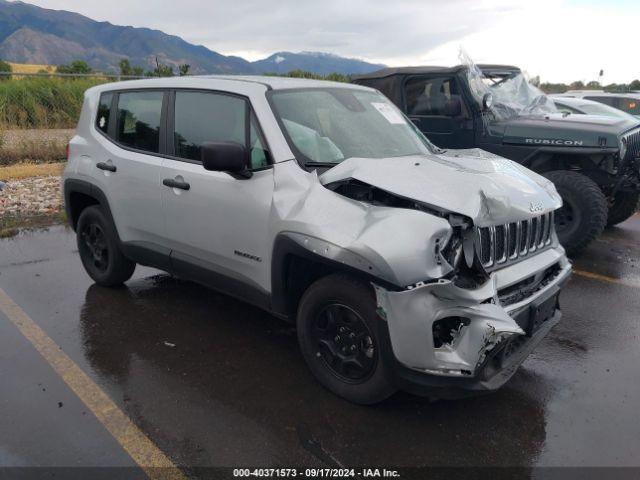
543, 171, 607, 255
606, 191, 639, 227
296, 274, 396, 404
76, 206, 136, 286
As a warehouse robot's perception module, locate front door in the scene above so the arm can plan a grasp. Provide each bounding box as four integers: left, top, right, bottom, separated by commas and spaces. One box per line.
403, 75, 475, 149
160, 90, 274, 304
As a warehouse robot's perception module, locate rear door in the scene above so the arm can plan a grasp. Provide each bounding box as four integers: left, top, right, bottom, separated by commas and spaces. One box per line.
403, 75, 475, 149
159, 90, 274, 302
91, 90, 168, 259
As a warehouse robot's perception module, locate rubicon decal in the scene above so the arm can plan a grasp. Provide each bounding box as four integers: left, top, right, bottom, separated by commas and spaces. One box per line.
525, 138, 584, 146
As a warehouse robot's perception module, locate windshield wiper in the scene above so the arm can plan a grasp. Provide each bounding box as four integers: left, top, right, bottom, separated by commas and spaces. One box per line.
304, 161, 340, 168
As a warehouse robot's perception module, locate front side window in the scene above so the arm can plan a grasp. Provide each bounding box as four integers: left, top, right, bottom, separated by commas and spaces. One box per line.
174, 91, 246, 162
116, 91, 164, 153
404, 77, 467, 117
96, 92, 113, 135
269, 88, 435, 165
250, 113, 269, 169
585, 96, 615, 107
173, 91, 270, 169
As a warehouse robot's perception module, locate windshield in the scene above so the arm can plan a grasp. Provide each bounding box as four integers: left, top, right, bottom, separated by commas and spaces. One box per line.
460, 49, 558, 120
269, 88, 436, 165
485, 71, 558, 118
578, 102, 634, 119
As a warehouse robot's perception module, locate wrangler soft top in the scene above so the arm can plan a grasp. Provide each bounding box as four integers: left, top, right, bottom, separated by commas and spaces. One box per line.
352, 64, 521, 81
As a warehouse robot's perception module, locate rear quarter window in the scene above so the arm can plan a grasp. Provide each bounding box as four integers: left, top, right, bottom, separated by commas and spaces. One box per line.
617, 98, 640, 116
96, 92, 113, 135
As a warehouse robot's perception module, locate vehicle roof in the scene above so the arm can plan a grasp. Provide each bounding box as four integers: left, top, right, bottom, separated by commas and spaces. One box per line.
550, 96, 620, 109
352, 64, 521, 80
88, 75, 371, 94
550, 95, 639, 120
559, 90, 640, 99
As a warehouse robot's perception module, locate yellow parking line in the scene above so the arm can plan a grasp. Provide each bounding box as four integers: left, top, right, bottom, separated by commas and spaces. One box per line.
0, 287, 186, 480
573, 269, 640, 288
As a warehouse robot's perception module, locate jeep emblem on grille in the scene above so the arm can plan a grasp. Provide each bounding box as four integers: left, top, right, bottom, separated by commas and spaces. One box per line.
529, 201, 544, 213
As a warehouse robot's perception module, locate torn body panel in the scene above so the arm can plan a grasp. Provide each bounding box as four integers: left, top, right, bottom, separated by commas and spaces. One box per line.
374, 247, 571, 381
270, 160, 455, 287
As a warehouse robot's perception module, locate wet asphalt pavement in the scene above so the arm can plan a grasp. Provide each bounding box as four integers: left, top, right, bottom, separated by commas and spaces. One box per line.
0, 215, 639, 476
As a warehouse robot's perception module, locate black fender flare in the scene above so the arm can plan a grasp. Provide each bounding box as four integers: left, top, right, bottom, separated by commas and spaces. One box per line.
270, 233, 402, 318
519, 146, 617, 169
64, 179, 118, 238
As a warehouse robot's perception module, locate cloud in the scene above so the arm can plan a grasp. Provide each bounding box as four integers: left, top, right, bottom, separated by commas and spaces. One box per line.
19, 0, 640, 82
23, 0, 519, 61
418, 0, 640, 83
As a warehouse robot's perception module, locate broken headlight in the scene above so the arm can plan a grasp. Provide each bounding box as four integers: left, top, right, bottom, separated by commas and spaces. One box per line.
438, 215, 466, 270
443, 215, 490, 288
619, 136, 628, 161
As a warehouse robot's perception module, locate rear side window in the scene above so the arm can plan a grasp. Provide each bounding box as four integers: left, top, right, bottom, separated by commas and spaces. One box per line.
585, 96, 615, 107
616, 97, 640, 116
585, 96, 640, 115
116, 91, 164, 153
96, 92, 113, 134
173, 91, 246, 161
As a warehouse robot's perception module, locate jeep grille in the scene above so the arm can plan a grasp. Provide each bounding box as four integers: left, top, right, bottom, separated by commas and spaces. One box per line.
622, 127, 640, 162
475, 212, 554, 269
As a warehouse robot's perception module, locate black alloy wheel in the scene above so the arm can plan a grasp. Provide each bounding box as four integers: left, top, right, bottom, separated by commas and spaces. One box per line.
80, 222, 109, 273
312, 303, 376, 383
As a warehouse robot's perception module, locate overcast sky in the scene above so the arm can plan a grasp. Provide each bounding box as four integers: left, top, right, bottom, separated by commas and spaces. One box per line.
22, 0, 640, 83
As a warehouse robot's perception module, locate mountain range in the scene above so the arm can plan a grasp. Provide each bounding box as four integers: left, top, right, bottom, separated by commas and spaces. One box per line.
0, 0, 385, 75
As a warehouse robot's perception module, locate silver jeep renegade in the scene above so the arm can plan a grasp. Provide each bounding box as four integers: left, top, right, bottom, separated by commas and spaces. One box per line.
63, 76, 571, 404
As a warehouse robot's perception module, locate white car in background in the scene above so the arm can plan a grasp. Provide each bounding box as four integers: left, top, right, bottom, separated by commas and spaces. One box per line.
551, 96, 640, 122
554, 90, 640, 118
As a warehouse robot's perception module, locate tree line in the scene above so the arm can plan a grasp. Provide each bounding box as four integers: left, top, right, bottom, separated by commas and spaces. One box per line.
0, 58, 191, 78
533, 78, 640, 94
0, 57, 638, 91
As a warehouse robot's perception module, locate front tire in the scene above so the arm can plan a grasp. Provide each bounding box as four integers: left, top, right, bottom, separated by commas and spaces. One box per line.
296, 274, 396, 404
606, 191, 639, 227
76, 206, 136, 286
543, 171, 608, 255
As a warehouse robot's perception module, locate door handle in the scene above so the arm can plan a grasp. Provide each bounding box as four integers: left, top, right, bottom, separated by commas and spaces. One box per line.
163, 178, 190, 191
96, 161, 117, 172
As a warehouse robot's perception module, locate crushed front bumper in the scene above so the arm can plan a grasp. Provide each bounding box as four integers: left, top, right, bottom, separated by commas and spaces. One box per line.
374, 247, 571, 397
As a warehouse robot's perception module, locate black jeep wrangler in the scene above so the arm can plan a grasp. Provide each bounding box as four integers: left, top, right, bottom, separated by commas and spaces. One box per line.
353, 64, 640, 254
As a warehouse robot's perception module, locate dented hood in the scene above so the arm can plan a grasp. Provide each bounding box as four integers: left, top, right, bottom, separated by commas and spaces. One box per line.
319, 152, 562, 226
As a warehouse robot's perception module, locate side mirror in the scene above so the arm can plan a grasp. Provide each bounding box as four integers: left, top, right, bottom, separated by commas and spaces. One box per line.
201, 142, 251, 178
482, 93, 493, 111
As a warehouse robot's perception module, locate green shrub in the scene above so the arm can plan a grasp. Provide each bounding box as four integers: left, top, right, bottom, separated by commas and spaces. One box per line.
264, 70, 351, 82
0, 59, 11, 81
0, 76, 109, 129
57, 60, 93, 74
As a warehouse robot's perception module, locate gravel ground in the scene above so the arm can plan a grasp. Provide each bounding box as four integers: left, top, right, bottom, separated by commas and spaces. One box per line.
0, 175, 62, 216
0, 129, 75, 149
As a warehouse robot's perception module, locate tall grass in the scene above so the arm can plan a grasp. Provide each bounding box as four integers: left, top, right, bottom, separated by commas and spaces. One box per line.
0, 76, 109, 129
